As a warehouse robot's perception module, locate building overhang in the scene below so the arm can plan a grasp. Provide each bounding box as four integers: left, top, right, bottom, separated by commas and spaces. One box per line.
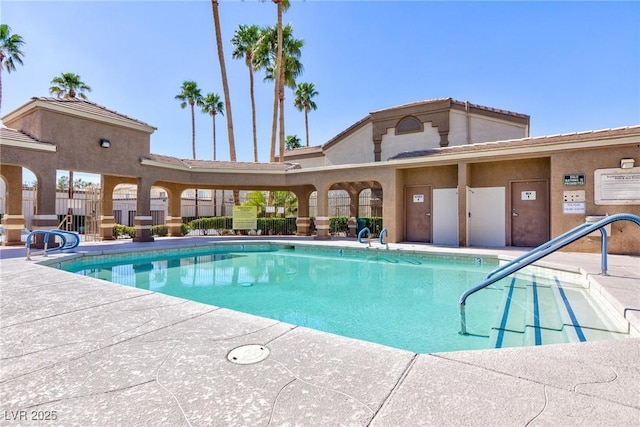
0, 128, 57, 152
2, 98, 157, 134
140, 157, 295, 175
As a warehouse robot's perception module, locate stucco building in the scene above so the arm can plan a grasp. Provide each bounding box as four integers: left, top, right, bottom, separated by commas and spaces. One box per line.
1, 96, 639, 254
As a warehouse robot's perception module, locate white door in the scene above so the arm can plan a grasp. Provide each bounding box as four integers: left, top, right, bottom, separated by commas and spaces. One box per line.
468, 187, 505, 247
433, 188, 458, 246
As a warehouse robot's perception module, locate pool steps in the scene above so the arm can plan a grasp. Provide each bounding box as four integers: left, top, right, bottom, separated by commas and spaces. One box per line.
489, 273, 629, 348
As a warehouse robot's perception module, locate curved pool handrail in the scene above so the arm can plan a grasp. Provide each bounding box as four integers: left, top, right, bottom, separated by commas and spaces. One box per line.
26, 229, 80, 260
459, 213, 640, 335
358, 227, 371, 245
55, 230, 81, 250
379, 228, 389, 249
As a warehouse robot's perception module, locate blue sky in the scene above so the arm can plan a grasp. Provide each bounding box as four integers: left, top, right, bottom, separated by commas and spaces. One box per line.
3, 0, 639, 170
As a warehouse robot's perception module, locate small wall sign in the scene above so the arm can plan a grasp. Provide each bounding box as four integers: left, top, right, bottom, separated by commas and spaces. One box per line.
413, 194, 424, 203
521, 191, 536, 200
563, 202, 586, 214
563, 174, 585, 186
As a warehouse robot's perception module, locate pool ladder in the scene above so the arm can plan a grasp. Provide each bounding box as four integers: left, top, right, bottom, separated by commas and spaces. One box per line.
358, 227, 389, 249
459, 213, 640, 335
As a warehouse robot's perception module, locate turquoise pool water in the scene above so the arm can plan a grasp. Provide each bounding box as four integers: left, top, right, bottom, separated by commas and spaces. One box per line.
60, 245, 504, 353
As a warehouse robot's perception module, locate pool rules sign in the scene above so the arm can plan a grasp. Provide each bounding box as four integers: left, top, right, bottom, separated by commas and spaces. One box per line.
233, 206, 258, 230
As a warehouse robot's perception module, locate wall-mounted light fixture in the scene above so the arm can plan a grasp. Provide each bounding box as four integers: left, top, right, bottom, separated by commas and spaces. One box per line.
620, 158, 635, 169
100, 138, 111, 148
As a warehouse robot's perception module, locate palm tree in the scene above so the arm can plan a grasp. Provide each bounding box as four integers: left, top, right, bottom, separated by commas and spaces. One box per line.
273, 0, 290, 163
211, 0, 239, 206
285, 134, 301, 150
49, 71, 91, 211
49, 72, 91, 99
231, 24, 261, 162
272, 190, 297, 216
0, 24, 25, 114
211, 1, 237, 164
256, 0, 291, 162
201, 93, 224, 161
175, 80, 203, 160
256, 23, 303, 162
294, 82, 318, 147
243, 190, 267, 215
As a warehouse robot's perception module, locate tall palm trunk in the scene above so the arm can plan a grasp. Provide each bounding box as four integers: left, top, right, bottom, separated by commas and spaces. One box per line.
211, 0, 237, 163
190, 101, 196, 159
276, 1, 285, 162
269, 0, 284, 163
190, 100, 199, 217
304, 106, 310, 147
0, 55, 4, 113
248, 59, 258, 162
212, 112, 217, 160
211, 0, 238, 204
269, 82, 278, 163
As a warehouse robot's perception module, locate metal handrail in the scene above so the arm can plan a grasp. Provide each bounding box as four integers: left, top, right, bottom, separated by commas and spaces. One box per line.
459, 213, 640, 335
379, 228, 389, 249
358, 227, 371, 246
486, 222, 592, 280
26, 229, 80, 260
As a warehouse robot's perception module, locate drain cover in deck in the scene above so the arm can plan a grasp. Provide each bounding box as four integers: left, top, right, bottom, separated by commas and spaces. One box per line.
227, 344, 270, 365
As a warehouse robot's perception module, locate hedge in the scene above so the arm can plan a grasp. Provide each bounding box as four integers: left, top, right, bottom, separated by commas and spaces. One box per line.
113, 223, 135, 238
188, 216, 297, 235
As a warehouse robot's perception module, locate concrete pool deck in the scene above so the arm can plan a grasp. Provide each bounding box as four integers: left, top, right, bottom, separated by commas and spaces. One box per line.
1, 237, 638, 426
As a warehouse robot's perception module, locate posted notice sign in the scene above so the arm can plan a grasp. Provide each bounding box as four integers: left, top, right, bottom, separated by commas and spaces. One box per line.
233, 206, 257, 230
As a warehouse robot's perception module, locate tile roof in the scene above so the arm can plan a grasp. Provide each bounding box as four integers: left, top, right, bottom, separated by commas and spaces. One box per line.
388, 125, 640, 160
31, 97, 156, 129
0, 126, 41, 144
371, 97, 529, 119
144, 153, 301, 171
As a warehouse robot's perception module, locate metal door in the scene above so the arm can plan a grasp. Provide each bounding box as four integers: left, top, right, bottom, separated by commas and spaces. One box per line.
511, 180, 549, 247
405, 185, 431, 242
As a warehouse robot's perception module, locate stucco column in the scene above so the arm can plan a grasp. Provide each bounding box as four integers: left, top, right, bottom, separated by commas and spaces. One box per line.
377, 170, 399, 243
293, 188, 313, 236
1, 165, 26, 246
458, 161, 470, 247
165, 184, 184, 237
133, 177, 154, 242
348, 191, 360, 237
32, 166, 59, 231
99, 175, 118, 240
314, 185, 331, 240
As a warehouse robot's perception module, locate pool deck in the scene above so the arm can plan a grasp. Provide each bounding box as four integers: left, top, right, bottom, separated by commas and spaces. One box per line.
1, 237, 638, 426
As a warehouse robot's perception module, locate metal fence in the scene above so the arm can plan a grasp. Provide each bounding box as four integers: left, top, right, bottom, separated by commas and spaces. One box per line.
3, 186, 383, 237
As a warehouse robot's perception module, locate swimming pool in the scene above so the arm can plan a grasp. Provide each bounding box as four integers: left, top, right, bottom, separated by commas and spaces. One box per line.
56, 243, 626, 353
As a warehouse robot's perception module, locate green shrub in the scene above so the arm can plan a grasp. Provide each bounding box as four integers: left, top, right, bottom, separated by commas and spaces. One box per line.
180, 223, 190, 236
151, 225, 168, 237
365, 217, 383, 236
189, 216, 233, 233
113, 224, 136, 238
330, 216, 349, 234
